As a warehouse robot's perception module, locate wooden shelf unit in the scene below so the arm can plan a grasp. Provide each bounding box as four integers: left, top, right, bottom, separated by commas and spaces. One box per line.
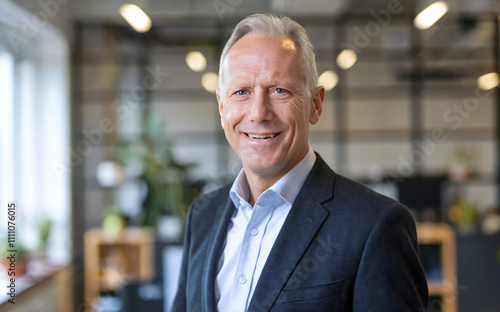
417, 223, 457, 312
84, 228, 154, 303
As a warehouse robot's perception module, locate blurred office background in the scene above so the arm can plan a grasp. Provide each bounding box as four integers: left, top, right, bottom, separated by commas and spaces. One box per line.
1, 0, 500, 311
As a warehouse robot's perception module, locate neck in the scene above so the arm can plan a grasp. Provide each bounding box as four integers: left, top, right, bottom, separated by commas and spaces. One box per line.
244, 147, 311, 206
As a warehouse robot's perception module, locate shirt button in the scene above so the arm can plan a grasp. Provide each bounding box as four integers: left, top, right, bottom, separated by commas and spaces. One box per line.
239, 200, 245, 207
238, 276, 247, 284
250, 228, 258, 236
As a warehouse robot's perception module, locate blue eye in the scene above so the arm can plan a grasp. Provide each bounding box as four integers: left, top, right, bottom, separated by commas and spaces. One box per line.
235, 90, 247, 96
274, 88, 286, 94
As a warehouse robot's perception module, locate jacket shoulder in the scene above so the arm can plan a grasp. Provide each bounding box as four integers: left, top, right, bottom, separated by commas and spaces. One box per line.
330, 174, 411, 221
188, 184, 232, 219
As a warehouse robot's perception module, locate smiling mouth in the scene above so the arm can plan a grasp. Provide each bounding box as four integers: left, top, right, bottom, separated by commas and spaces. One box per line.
246, 133, 280, 139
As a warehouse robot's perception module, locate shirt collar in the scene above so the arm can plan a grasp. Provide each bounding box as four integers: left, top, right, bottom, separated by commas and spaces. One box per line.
230, 146, 316, 208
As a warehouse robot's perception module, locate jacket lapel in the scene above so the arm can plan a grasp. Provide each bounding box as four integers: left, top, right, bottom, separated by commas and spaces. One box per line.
247, 155, 336, 312
202, 195, 236, 311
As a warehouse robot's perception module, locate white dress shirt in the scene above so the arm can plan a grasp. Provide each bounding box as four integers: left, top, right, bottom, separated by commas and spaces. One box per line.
215, 147, 316, 312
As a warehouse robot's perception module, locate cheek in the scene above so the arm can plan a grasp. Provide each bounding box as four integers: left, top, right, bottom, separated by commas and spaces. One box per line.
285, 100, 310, 126
222, 105, 242, 131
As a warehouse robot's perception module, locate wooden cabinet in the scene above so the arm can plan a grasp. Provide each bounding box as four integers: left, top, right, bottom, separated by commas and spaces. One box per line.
417, 223, 457, 312
84, 228, 154, 303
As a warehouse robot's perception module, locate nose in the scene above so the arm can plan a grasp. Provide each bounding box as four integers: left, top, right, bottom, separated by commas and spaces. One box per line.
249, 91, 272, 123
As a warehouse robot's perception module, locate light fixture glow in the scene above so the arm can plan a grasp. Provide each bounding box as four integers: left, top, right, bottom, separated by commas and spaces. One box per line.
337, 49, 357, 70
96, 161, 124, 187
119, 4, 152, 33
186, 51, 207, 72
478, 72, 499, 91
318, 70, 338, 91
414, 2, 449, 30
202, 72, 219, 93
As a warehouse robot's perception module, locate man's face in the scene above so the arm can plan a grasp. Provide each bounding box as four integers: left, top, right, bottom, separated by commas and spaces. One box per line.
217, 33, 324, 181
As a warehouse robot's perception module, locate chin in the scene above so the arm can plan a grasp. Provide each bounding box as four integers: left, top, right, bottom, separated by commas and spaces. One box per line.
244, 159, 282, 176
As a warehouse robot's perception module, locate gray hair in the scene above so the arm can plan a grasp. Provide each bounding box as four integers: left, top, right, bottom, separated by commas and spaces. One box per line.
218, 14, 318, 97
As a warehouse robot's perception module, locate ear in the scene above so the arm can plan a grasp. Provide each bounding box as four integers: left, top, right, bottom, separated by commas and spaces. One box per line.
309, 86, 324, 125
216, 89, 225, 129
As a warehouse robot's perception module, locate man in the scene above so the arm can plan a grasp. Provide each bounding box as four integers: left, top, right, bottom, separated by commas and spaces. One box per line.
173, 13, 428, 311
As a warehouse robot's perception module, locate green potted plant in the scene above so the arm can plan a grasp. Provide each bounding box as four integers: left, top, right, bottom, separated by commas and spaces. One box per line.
448, 146, 477, 181
38, 217, 52, 257
102, 204, 128, 236
117, 113, 197, 240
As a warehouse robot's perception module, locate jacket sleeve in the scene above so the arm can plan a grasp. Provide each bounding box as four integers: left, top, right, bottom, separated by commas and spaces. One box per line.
353, 203, 429, 311
171, 205, 193, 312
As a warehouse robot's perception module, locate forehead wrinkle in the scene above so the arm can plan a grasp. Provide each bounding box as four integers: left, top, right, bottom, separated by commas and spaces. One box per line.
227, 69, 295, 91
226, 53, 297, 86
222, 33, 303, 92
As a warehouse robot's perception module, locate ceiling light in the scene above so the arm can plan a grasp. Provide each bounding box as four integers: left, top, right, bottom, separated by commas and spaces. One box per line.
414, 2, 449, 30
202, 72, 219, 93
119, 4, 152, 33
478, 72, 499, 91
186, 51, 207, 72
318, 70, 338, 91
337, 49, 357, 70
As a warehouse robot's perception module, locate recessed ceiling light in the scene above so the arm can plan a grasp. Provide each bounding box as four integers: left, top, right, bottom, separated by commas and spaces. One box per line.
337, 49, 357, 70
414, 2, 449, 30
318, 70, 338, 91
202, 72, 219, 93
478, 72, 499, 91
186, 51, 207, 72
119, 4, 152, 33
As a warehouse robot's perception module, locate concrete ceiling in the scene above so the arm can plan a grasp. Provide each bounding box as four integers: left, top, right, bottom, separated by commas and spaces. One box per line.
11, 0, 500, 34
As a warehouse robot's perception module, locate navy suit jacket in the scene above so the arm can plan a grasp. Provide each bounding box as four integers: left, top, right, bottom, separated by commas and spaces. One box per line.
172, 154, 429, 311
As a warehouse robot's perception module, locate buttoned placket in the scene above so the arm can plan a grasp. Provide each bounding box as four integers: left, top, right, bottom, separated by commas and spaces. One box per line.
227, 193, 281, 312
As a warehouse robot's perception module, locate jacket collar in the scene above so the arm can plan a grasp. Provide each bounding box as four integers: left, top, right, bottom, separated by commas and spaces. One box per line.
202, 194, 236, 311
247, 153, 335, 311
202, 153, 336, 311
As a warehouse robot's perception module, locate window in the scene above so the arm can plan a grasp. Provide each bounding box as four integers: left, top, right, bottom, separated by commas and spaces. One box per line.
0, 50, 15, 213
0, 1, 70, 273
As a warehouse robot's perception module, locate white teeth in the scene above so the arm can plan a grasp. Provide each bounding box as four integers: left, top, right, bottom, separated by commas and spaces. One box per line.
247, 133, 278, 139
